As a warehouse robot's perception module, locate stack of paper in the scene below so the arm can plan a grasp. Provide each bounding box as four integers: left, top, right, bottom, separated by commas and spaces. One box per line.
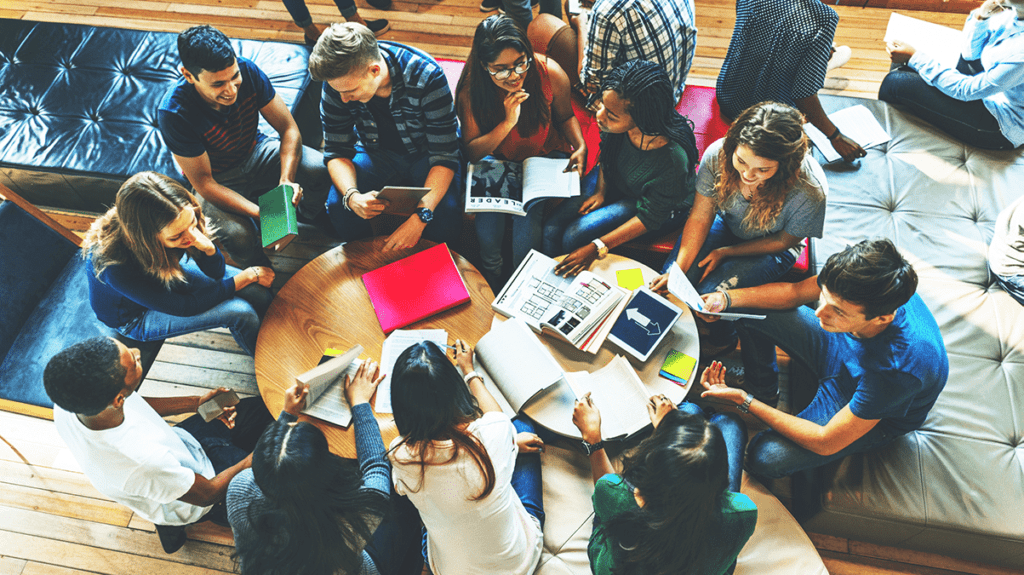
660, 350, 697, 386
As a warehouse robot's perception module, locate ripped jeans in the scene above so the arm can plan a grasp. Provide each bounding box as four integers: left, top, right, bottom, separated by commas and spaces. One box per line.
661, 215, 796, 342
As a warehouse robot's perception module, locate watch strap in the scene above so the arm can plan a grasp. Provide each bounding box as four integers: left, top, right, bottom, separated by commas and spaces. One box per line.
581, 440, 604, 455
738, 392, 753, 414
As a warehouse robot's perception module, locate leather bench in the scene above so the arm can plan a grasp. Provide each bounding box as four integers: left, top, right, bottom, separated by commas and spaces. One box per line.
0, 19, 319, 213
803, 95, 1024, 569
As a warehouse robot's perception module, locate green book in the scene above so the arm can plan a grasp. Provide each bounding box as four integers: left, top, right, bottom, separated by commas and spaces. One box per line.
258, 184, 299, 250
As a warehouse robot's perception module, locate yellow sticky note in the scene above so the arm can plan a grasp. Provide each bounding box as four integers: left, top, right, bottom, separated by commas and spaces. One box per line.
661, 350, 697, 382
615, 268, 644, 291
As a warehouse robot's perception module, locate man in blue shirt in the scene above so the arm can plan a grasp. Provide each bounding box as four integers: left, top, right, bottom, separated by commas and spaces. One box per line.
158, 25, 330, 267
698, 239, 949, 478
307, 23, 462, 249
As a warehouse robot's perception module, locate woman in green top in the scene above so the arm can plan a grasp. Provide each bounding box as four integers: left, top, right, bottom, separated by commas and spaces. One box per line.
543, 59, 698, 276
572, 362, 757, 575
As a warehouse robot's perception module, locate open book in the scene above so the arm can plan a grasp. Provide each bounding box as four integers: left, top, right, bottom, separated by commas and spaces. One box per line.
667, 263, 765, 320
295, 345, 365, 427
474, 318, 653, 439
465, 157, 581, 216
493, 250, 627, 352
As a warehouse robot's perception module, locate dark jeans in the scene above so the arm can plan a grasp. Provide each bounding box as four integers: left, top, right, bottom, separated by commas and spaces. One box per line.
733, 307, 898, 478
502, 0, 562, 29
364, 491, 425, 575
325, 145, 463, 244
174, 397, 274, 525
420, 417, 544, 573
542, 167, 690, 255
878, 57, 1015, 151
281, 0, 356, 26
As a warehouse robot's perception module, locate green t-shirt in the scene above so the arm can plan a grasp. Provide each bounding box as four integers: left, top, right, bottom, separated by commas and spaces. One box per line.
607, 140, 694, 231
588, 474, 757, 575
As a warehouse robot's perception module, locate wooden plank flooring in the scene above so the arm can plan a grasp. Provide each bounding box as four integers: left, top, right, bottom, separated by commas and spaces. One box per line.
0, 1, 1015, 573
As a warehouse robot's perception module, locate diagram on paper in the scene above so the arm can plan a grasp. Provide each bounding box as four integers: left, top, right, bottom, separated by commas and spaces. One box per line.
519, 277, 566, 320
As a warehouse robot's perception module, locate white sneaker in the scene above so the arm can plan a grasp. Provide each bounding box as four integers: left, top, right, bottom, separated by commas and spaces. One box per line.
828, 43, 852, 71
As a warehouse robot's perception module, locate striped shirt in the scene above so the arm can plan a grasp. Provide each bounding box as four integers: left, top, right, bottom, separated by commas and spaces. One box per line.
715, 0, 837, 119
581, 0, 697, 104
158, 58, 274, 173
321, 42, 460, 171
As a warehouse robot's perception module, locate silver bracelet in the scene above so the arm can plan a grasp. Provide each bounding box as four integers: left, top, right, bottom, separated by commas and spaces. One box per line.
343, 188, 359, 212
718, 288, 732, 311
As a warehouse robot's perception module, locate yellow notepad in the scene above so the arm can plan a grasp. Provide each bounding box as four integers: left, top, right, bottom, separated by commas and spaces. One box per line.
660, 350, 697, 383
615, 268, 644, 290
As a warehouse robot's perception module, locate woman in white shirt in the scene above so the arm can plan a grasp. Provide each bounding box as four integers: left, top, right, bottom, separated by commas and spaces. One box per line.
880, 0, 1024, 150
388, 340, 545, 575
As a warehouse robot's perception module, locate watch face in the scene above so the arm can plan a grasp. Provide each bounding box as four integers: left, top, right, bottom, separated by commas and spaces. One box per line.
417, 207, 434, 223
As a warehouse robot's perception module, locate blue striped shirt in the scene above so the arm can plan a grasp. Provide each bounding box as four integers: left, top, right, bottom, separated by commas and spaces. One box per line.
321, 42, 460, 171
581, 0, 697, 104
716, 0, 837, 120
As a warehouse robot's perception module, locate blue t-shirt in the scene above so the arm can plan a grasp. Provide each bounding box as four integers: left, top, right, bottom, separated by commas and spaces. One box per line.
158, 57, 275, 174
831, 293, 948, 436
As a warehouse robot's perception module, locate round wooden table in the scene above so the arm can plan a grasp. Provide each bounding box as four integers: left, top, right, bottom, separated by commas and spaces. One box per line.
494, 254, 701, 439
254, 237, 494, 458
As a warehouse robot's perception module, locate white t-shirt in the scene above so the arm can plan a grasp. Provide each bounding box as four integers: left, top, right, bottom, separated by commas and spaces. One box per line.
53, 393, 215, 525
389, 412, 543, 575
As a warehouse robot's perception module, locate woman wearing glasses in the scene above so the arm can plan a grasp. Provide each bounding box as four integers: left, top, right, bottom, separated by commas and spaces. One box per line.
456, 15, 586, 288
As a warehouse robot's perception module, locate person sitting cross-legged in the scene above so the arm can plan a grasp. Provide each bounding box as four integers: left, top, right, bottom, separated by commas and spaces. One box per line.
697, 239, 948, 480
44, 337, 273, 554
158, 25, 331, 268
309, 23, 463, 250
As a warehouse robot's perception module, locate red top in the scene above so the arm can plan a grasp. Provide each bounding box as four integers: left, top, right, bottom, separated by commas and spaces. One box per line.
493, 58, 572, 162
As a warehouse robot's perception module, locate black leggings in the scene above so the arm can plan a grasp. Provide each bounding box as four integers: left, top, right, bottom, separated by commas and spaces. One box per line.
878, 58, 1015, 151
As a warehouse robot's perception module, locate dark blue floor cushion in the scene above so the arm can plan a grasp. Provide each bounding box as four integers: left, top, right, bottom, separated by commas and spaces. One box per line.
0, 201, 160, 410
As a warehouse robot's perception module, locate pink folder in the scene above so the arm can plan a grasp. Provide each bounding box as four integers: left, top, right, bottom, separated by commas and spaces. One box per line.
362, 243, 471, 334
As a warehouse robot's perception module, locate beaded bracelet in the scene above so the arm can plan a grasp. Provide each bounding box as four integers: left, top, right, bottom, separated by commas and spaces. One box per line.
718, 288, 732, 311
342, 188, 359, 212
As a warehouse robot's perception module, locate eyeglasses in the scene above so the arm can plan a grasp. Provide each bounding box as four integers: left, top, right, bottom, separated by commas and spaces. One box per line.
486, 58, 531, 81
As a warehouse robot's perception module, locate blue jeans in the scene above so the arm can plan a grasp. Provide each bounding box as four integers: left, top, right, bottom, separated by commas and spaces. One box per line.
542, 168, 690, 255
420, 417, 544, 573
325, 145, 463, 244
117, 260, 272, 357
364, 491, 425, 575
878, 57, 1015, 151
733, 306, 898, 478
196, 138, 331, 267
501, 0, 562, 29
175, 397, 274, 525
281, 0, 356, 26
661, 215, 797, 342
994, 272, 1024, 306
676, 402, 746, 494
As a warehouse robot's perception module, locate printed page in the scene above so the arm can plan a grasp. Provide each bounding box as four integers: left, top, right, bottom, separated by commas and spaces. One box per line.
301, 358, 364, 427
465, 160, 528, 215
492, 250, 575, 330
805, 105, 891, 163
667, 263, 765, 320
884, 12, 963, 69
521, 157, 581, 206
569, 355, 652, 439
374, 329, 449, 414
475, 318, 566, 412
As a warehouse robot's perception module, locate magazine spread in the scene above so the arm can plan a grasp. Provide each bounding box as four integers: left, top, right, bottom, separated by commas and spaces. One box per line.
465, 157, 581, 216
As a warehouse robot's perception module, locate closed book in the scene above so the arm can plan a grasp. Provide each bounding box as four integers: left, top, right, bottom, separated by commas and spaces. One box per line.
258, 185, 298, 250
362, 243, 471, 334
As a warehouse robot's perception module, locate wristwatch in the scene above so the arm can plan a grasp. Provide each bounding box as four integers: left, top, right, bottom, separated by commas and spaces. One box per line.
581, 439, 604, 455
416, 207, 434, 223
591, 238, 609, 259
737, 392, 754, 414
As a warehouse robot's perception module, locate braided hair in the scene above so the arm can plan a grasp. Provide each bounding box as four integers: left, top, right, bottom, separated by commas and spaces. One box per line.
598, 59, 698, 183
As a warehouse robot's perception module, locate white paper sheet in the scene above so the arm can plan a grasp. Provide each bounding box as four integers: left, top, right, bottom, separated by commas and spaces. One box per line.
805, 105, 891, 163
667, 263, 765, 321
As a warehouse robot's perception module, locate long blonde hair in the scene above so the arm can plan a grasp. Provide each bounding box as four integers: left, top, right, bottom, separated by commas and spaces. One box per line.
715, 102, 813, 233
83, 172, 210, 288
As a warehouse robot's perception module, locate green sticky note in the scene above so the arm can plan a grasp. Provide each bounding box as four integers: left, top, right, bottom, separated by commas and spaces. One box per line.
661, 350, 697, 382
615, 268, 644, 290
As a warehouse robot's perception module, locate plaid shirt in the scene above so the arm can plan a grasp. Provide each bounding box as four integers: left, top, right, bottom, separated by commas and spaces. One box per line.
321, 41, 460, 171
581, 0, 697, 104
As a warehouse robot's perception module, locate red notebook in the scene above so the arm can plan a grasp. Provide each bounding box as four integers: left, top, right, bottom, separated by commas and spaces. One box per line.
362, 243, 472, 334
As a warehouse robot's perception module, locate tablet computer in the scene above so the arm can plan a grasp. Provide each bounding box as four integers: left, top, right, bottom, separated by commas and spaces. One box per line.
607, 287, 682, 362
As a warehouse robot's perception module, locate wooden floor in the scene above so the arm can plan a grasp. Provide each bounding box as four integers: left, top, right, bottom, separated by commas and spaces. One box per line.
1, 1, 1017, 574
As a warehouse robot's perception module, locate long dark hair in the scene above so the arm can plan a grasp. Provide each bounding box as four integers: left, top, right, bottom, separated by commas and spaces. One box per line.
456, 15, 549, 137
232, 418, 389, 575
716, 101, 812, 233
598, 59, 698, 184
605, 410, 730, 575
389, 342, 496, 500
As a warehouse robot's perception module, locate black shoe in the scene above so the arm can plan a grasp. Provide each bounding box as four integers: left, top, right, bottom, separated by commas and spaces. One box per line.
366, 0, 392, 8
480, 0, 502, 12
155, 524, 187, 554
724, 365, 779, 408
365, 18, 390, 37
